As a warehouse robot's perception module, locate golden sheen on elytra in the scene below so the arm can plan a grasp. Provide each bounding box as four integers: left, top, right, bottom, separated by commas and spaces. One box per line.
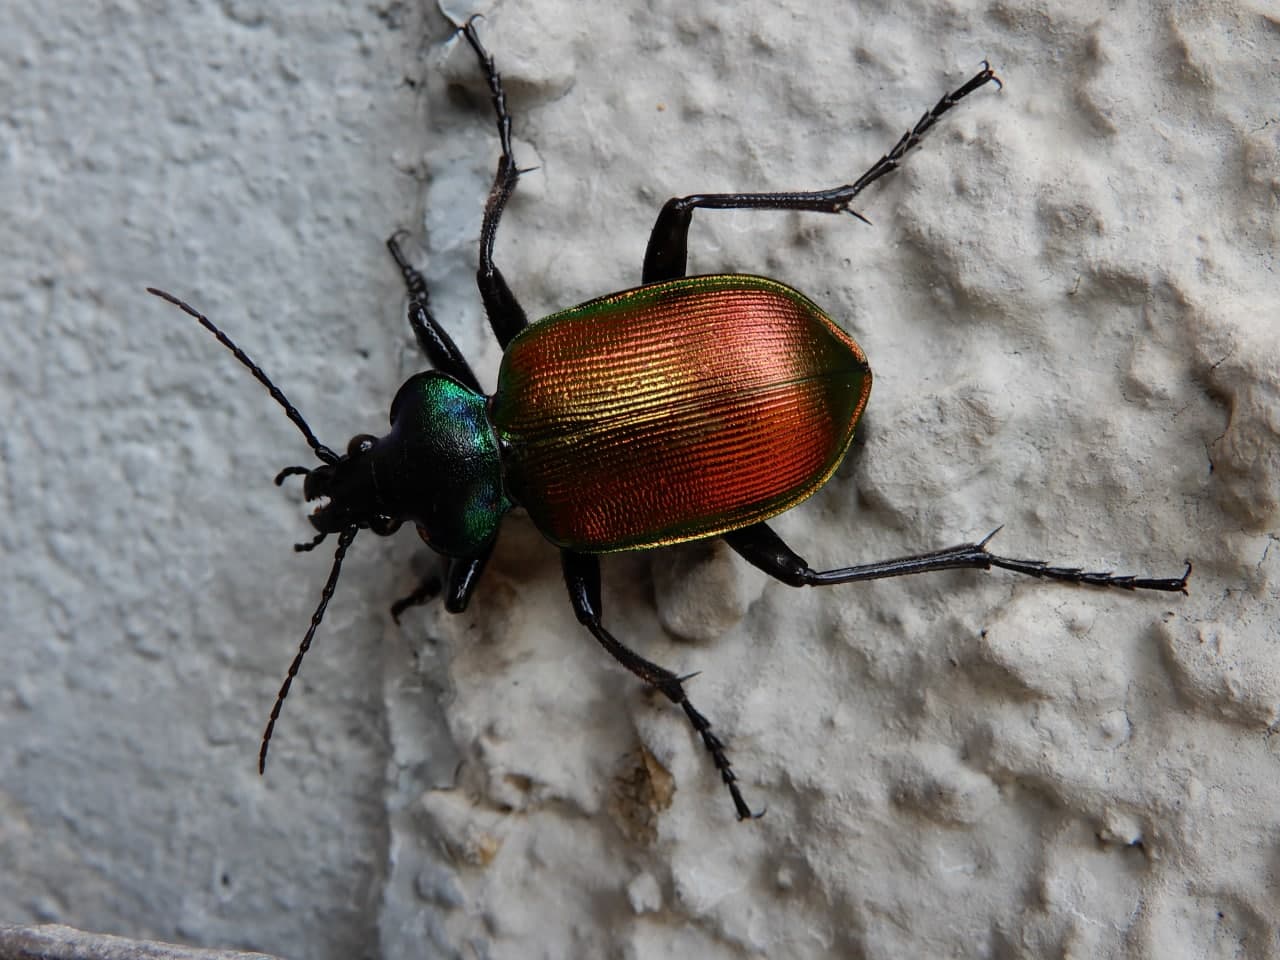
490, 274, 872, 551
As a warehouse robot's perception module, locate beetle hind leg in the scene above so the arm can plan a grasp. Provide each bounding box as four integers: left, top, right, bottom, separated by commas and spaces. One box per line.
562, 551, 762, 821
724, 522, 1191, 593
641, 62, 1001, 283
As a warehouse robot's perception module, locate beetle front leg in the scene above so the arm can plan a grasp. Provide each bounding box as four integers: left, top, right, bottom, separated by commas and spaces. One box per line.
561, 550, 761, 821
724, 522, 1191, 592
390, 573, 440, 624
385, 234, 483, 393
455, 17, 529, 348
442, 552, 491, 613
391, 551, 492, 622
641, 63, 1000, 283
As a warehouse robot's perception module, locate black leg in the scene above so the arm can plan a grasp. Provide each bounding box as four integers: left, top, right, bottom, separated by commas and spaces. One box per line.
724, 522, 1191, 592
457, 17, 529, 348
390, 573, 440, 624
562, 550, 761, 821
385, 234, 483, 393
642, 63, 1001, 283
390, 550, 492, 622
443, 552, 490, 614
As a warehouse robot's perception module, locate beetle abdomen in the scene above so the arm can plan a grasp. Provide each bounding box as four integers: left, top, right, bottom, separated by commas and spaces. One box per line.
491, 275, 871, 551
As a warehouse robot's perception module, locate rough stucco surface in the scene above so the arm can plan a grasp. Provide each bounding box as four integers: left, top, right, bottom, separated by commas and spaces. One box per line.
2, 0, 1277, 958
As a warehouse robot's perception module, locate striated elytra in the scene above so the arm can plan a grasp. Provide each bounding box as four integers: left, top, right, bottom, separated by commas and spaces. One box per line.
149, 18, 1188, 820
492, 275, 871, 552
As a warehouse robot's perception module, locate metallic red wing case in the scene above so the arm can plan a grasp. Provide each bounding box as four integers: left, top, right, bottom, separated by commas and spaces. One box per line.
490, 275, 872, 551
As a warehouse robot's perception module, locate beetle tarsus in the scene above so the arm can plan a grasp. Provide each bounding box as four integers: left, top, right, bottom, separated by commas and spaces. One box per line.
386, 233, 430, 305
984, 553, 1192, 592
679, 699, 758, 821
390, 574, 442, 623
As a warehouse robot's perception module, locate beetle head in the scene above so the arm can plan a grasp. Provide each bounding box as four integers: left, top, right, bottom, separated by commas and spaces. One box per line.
293, 433, 402, 538
274, 371, 508, 556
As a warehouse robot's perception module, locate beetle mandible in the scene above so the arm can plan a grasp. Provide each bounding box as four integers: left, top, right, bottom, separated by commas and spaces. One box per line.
149, 19, 1190, 820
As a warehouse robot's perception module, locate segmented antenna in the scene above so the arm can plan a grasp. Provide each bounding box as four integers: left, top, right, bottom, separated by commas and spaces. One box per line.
147, 288, 338, 465
259, 525, 358, 773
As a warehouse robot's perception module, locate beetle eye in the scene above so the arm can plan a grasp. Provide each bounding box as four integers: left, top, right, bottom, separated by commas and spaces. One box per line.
370, 514, 402, 536
347, 434, 377, 457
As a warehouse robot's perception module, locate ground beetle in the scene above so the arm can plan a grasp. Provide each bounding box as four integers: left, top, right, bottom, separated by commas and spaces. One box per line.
150, 20, 1190, 820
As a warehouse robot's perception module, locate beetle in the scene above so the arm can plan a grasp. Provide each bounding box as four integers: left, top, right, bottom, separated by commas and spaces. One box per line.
149, 19, 1190, 820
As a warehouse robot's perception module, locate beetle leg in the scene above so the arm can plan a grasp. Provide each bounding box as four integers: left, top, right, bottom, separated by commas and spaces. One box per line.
457, 17, 530, 349
442, 552, 491, 614
385, 234, 484, 393
641, 63, 1001, 283
391, 550, 492, 622
561, 550, 762, 821
390, 574, 441, 624
724, 522, 1191, 593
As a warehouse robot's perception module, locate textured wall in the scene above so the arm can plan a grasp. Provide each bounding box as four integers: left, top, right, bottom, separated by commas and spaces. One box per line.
3, 1, 1277, 958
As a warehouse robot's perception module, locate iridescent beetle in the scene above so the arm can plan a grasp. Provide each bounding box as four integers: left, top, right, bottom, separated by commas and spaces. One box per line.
150, 20, 1189, 819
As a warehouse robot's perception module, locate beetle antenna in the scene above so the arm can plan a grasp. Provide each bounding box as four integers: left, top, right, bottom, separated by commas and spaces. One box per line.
147, 288, 339, 465
275, 466, 311, 484
259, 526, 358, 773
